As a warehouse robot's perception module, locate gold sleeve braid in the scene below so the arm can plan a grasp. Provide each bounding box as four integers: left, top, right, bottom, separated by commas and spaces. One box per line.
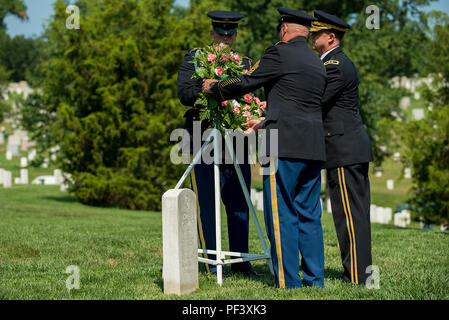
217, 78, 241, 100
247, 60, 260, 76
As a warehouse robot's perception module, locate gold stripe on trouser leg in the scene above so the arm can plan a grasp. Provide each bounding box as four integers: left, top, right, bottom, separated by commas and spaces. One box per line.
270, 157, 285, 288
337, 167, 355, 283
191, 165, 210, 273
341, 167, 358, 284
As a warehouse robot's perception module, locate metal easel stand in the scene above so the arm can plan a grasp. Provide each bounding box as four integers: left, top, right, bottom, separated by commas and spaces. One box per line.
174, 127, 273, 286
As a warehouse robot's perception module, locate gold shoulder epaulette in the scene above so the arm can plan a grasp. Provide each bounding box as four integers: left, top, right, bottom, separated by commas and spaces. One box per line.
324, 60, 340, 66
275, 41, 288, 45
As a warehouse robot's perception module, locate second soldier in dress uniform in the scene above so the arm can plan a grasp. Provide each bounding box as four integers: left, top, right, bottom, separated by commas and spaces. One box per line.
310, 10, 374, 285
204, 8, 327, 289
177, 10, 260, 276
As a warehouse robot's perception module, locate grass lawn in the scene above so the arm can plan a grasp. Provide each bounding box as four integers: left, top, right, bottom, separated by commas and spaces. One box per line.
0, 185, 447, 300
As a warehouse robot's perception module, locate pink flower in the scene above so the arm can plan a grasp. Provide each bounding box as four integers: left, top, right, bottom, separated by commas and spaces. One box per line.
233, 105, 240, 113
254, 97, 261, 105
243, 104, 250, 111
234, 53, 240, 63
221, 100, 228, 107
244, 94, 252, 104
221, 54, 228, 62
244, 111, 252, 119
214, 68, 223, 77
208, 53, 216, 63
219, 42, 226, 47
214, 46, 219, 51
242, 69, 248, 74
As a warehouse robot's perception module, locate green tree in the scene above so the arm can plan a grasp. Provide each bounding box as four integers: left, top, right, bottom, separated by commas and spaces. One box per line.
0, 64, 11, 121
32, 0, 230, 210
0, 0, 27, 32
0, 35, 46, 83
402, 12, 449, 225
224, 0, 368, 60
0, 0, 27, 118
224, 0, 435, 165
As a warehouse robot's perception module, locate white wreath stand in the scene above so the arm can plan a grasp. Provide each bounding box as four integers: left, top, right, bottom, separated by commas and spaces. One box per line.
174, 127, 273, 286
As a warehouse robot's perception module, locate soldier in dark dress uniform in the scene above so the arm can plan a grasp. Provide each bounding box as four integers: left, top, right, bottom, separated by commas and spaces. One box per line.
310, 10, 374, 285
177, 10, 259, 276
204, 8, 327, 289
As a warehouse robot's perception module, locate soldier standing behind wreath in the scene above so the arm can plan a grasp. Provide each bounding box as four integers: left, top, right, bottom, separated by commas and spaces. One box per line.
310, 10, 374, 285
177, 10, 261, 277
204, 8, 327, 289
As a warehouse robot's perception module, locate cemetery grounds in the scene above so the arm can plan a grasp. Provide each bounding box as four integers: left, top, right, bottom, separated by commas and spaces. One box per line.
0, 140, 447, 300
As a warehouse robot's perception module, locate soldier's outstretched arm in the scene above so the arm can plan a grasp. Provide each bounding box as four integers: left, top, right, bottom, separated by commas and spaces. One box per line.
210, 45, 281, 101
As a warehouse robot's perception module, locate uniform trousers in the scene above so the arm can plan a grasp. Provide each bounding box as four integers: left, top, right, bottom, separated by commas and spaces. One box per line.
191, 161, 252, 273
263, 157, 324, 289
327, 163, 372, 284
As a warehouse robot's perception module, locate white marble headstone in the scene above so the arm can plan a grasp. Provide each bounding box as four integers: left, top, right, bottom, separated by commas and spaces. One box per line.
162, 189, 198, 295
387, 179, 394, 190
20, 157, 27, 167
4, 171, 12, 188
404, 168, 411, 179
20, 169, 28, 184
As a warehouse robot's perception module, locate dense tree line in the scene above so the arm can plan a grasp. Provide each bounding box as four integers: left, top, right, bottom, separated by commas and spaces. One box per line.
402, 11, 449, 225
2, 0, 447, 222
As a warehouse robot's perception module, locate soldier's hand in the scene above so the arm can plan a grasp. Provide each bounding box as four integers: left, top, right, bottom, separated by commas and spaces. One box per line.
243, 118, 265, 134
260, 101, 267, 112
202, 79, 218, 93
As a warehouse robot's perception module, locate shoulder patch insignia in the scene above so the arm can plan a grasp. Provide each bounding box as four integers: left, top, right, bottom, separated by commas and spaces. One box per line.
275, 41, 288, 45
242, 56, 252, 67
324, 60, 340, 66
247, 60, 260, 75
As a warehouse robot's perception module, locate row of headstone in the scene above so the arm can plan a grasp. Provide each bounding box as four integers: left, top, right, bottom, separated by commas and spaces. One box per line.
374, 168, 411, 181
250, 188, 264, 211
31, 169, 63, 185
5, 148, 37, 160
31, 170, 71, 192
391, 76, 434, 100
394, 210, 411, 228
370, 205, 392, 224
1, 168, 29, 185
2, 129, 37, 160
14, 169, 29, 184
0, 169, 12, 188
0, 168, 67, 187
